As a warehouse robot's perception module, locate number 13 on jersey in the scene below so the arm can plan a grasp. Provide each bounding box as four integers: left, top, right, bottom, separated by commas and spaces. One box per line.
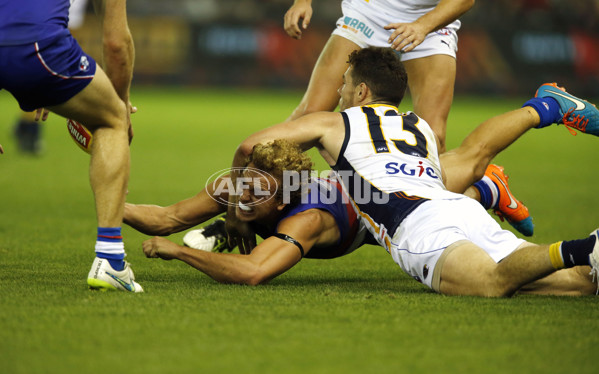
362, 106, 429, 158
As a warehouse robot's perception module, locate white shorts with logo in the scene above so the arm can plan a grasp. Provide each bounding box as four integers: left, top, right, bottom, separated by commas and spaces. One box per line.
389, 197, 526, 291
332, 0, 459, 61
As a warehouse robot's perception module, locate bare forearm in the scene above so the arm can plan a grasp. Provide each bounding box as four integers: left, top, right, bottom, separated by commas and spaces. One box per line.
103, 33, 134, 102
143, 228, 304, 285
177, 247, 266, 285
94, 0, 134, 102
124, 204, 186, 236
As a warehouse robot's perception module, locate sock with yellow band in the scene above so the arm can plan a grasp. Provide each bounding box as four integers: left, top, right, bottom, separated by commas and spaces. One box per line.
548, 241, 564, 269
548, 236, 596, 269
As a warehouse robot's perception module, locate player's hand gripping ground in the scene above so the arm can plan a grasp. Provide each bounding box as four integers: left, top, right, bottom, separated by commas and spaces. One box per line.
143, 236, 180, 260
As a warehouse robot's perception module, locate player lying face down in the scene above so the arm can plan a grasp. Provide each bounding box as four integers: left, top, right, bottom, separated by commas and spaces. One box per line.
224, 47, 598, 297
126, 135, 593, 296
124, 139, 369, 285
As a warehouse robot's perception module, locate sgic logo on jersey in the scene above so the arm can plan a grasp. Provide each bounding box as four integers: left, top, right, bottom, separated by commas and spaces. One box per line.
341, 17, 374, 38
385, 161, 439, 179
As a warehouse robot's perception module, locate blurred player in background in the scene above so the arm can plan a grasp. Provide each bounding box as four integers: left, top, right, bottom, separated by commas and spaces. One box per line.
11, 0, 89, 155
0, 0, 142, 292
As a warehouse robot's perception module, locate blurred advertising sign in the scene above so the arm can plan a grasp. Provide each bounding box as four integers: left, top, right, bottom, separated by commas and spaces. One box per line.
457, 28, 599, 96
189, 23, 329, 87
71, 16, 190, 76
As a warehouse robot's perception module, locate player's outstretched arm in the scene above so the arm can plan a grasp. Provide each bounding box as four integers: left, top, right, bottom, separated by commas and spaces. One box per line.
124, 179, 227, 236
142, 236, 300, 285
142, 210, 328, 285
236, 111, 344, 166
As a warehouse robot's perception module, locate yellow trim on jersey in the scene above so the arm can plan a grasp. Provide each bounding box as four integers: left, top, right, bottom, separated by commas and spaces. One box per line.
348, 194, 393, 252
363, 103, 398, 110
384, 236, 391, 249
548, 241, 565, 269
358, 209, 381, 235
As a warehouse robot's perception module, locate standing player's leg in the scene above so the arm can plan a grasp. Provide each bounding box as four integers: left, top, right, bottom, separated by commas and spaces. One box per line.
47, 66, 141, 292
48, 67, 128, 228
286, 35, 360, 121
403, 54, 456, 153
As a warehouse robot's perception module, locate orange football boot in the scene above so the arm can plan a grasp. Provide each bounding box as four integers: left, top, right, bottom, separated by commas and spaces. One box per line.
485, 164, 534, 236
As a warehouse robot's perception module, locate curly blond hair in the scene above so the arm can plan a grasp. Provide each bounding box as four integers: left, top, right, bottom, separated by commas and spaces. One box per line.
248, 139, 313, 205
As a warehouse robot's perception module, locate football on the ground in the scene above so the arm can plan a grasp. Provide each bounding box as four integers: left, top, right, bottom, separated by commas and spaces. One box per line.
67, 119, 92, 154
183, 229, 218, 252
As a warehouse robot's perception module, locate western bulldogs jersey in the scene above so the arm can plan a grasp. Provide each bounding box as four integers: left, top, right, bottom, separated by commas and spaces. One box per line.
251, 178, 369, 259
333, 104, 463, 250
0, 0, 70, 45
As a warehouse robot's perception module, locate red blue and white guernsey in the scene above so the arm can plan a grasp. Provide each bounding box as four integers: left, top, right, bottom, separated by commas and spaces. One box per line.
252, 177, 370, 259
0, 0, 70, 45
332, 104, 464, 252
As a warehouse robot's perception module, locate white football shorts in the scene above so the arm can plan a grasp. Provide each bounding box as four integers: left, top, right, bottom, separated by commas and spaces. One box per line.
389, 197, 526, 291
332, 0, 459, 61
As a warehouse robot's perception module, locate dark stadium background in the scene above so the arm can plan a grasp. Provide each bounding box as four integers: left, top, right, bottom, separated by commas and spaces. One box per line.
71, 0, 599, 96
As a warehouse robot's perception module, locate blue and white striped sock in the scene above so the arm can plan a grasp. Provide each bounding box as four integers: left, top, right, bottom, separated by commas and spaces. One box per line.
472, 176, 499, 210
95, 227, 125, 271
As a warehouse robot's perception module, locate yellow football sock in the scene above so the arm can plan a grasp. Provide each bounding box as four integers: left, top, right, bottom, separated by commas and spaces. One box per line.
548, 241, 565, 269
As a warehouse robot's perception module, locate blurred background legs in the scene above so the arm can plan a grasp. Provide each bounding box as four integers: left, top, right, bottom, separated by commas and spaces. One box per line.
12, 110, 43, 155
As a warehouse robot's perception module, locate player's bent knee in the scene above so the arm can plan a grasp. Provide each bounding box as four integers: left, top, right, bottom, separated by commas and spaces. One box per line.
458, 141, 493, 181
93, 99, 128, 134
438, 242, 515, 297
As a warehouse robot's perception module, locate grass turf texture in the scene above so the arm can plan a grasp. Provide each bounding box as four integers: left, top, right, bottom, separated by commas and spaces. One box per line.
1, 88, 598, 374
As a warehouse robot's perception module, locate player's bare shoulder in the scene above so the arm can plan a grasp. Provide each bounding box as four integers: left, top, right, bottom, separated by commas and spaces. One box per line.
278, 208, 340, 247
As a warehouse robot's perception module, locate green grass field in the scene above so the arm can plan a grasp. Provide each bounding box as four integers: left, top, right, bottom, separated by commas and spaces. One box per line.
1, 87, 598, 374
